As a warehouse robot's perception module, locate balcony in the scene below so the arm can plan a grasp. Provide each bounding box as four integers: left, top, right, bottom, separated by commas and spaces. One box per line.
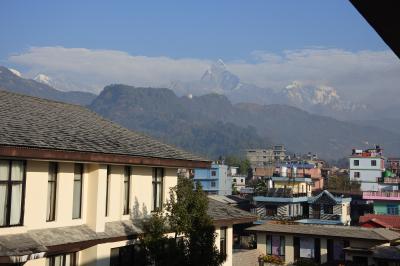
363, 191, 400, 201
253, 188, 309, 203
378, 177, 400, 184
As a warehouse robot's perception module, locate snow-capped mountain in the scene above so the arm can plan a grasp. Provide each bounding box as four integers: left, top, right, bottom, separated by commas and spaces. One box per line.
8, 68, 22, 77
280, 81, 366, 113
34, 74, 53, 86
170, 60, 368, 120
200, 59, 240, 91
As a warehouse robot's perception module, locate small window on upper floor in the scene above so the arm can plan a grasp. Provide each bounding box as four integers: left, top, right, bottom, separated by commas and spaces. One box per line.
354, 171, 360, 178
211, 181, 216, 187
354, 160, 359, 166
211, 170, 216, 176
371, 160, 377, 166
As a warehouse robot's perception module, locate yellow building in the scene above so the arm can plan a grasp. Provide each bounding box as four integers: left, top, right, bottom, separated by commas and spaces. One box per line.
0, 91, 256, 266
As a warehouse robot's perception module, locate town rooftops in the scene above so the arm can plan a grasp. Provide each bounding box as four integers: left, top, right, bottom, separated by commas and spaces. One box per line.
207, 198, 257, 226
0, 90, 209, 168
308, 190, 351, 204
246, 222, 400, 241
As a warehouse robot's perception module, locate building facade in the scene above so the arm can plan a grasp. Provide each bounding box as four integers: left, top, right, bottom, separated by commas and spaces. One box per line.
0, 91, 256, 266
193, 163, 232, 196
349, 147, 385, 192
248, 222, 400, 265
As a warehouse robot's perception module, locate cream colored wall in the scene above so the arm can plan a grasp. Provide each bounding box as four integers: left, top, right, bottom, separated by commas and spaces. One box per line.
24, 258, 47, 266
215, 225, 233, 266
284, 235, 294, 264
0, 160, 179, 235
256, 232, 266, 254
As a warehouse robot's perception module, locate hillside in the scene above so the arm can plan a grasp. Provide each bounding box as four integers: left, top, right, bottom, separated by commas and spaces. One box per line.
89, 84, 400, 160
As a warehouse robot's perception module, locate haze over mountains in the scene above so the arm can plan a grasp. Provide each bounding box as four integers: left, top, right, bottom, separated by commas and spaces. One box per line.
1, 64, 400, 160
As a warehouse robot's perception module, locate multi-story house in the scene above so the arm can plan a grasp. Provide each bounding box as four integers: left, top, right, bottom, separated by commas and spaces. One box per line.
349, 146, 385, 191
248, 222, 400, 265
297, 190, 351, 226
193, 163, 232, 196
253, 175, 312, 220
246, 145, 286, 171
0, 91, 256, 266
275, 163, 324, 191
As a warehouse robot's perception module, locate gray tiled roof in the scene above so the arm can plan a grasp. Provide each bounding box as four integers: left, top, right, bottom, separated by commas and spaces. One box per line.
207, 198, 257, 224
0, 221, 144, 257
247, 222, 400, 241
0, 90, 207, 162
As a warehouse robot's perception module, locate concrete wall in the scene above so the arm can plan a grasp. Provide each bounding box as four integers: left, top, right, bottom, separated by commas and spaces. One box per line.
349, 157, 384, 192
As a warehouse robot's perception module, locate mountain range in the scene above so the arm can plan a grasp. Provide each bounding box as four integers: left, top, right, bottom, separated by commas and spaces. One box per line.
170, 60, 371, 121
2, 65, 400, 160
0, 66, 96, 105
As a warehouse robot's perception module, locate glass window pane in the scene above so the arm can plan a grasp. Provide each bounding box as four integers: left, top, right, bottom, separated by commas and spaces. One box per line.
10, 183, 22, 225
47, 181, 56, 221
72, 180, 82, 219
65, 254, 71, 266
156, 183, 162, 208
0, 184, 8, 226
49, 162, 57, 181
74, 164, 82, 181
11, 161, 23, 181
0, 160, 9, 181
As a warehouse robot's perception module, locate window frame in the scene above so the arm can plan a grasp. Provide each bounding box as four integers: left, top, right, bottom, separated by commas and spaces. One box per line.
387, 204, 399, 215
47, 162, 58, 222
354, 171, 360, 178
72, 163, 83, 220
46, 253, 77, 266
152, 168, 164, 211
0, 160, 26, 227
323, 204, 333, 214
371, 160, 377, 166
105, 165, 111, 217
211, 170, 217, 177
220, 226, 227, 256
211, 181, 216, 188
123, 166, 131, 215
353, 160, 359, 166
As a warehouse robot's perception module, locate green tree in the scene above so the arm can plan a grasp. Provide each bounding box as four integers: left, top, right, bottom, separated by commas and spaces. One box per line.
138, 177, 226, 266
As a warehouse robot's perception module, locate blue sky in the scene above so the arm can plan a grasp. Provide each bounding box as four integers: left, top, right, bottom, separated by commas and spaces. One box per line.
1, 0, 399, 103
0, 0, 388, 61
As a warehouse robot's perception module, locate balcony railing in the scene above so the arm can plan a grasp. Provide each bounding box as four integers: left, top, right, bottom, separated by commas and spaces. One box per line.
363, 191, 400, 200
383, 177, 400, 184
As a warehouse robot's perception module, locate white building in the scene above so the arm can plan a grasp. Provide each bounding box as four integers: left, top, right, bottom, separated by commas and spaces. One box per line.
0, 91, 256, 266
349, 147, 385, 191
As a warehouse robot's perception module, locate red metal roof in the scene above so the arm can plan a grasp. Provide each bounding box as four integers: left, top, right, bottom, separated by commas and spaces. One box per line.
359, 214, 400, 229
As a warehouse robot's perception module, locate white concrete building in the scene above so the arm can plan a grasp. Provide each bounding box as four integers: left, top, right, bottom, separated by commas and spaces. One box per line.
0, 91, 256, 266
349, 147, 385, 191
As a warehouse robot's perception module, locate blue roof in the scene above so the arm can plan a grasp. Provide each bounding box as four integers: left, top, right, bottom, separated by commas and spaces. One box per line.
296, 219, 344, 225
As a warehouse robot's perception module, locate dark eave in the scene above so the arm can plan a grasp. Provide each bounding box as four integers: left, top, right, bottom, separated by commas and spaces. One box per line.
0, 145, 211, 169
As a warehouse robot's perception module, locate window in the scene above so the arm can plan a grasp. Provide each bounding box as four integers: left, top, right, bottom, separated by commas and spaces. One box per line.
371, 160, 377, 166
220, 227, 227, 256
354, 171, 360, 178
233, 178, 236, 183
105, 165, 111, 216
152, 168, 163, 211
241, 179, 244, 183
266, 235, 285, 256
211, 181, 216, 187
110, 245, 144, 266
47, 162, 58, 222
387, 204, 399, 215
211, 170, 216, 176
72, 164, 83, 219
354, 160, 359, 166
123, 166, 131, 215
323, 204, 333, 214
46, 253, 77, 266
0, 160, 25, 227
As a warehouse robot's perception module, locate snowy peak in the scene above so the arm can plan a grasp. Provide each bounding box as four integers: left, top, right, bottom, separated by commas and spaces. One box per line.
282, 81, 365, 112
8, 68, 22, 77
200, 59, 240, 91
34, 74, 52, 86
